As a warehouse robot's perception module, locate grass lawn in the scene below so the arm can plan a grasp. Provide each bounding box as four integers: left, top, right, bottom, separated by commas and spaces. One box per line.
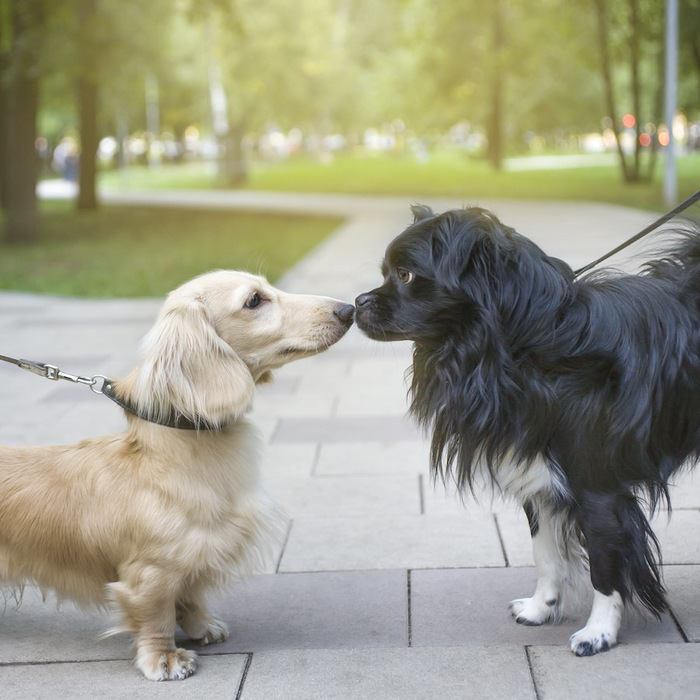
99, 151, 700, 212
0, 202, 341, 297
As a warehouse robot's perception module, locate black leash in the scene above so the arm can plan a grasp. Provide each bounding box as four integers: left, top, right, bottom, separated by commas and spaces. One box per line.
0, 354, 213, 431
573, 189, 700, 277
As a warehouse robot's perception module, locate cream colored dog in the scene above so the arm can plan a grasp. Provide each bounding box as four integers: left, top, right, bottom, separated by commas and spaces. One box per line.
0, 270, 354, 681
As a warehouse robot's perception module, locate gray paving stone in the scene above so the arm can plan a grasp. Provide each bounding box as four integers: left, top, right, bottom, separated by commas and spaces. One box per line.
654, 510, 700, 564
240, 646, 535, 700
253, 390, 335, 418
255, 374, 300, 395
315, 441, 430, 476
39, 400, 129, 444
264, 475, 420, 517
189, 570, 407, 653
0, 399, 128, 446
279, 513, 505, 571
495, 509, 537, 567
529, 643, 700, 700
410, 567, 682, 648
260, 443, 317, 477
0, 589, 127, 663
423, 480, 520, 516
334, 389, 410, 417
668, 469, 700, 509
273, 415, 422, 443
252, 416, 279, 444
665, 564, 700, 641
347, 356, 413, 382
0, 654, 246, 699
288, 359, 353, 393
2, 325, 147, 364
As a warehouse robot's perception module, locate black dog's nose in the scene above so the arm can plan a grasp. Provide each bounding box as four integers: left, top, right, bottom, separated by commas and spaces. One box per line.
333, 303, 355, 325
355, 293, 374, 308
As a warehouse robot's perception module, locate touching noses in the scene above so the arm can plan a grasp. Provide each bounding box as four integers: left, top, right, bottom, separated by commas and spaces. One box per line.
333, 303, 355, 325
354, 293, 374, 308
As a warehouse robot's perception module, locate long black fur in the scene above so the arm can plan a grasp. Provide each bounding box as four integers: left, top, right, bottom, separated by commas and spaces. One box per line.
355, 205, 700, 617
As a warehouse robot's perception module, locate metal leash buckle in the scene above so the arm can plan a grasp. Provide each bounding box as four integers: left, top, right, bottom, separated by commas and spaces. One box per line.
18, 360, 59, 380
90, 375, 109, 394
43, 364, 60, 380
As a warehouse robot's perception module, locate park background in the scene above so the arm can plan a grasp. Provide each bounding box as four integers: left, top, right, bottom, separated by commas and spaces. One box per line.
0, 0, 699, 295
2, 1, 700, 697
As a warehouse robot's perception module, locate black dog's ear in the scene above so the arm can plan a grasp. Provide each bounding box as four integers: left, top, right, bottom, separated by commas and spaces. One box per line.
410, 204, 434, 223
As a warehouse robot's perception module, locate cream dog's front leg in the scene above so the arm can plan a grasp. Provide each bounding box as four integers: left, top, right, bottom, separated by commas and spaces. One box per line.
177, 582, 229, 646
109, 564, 197, 681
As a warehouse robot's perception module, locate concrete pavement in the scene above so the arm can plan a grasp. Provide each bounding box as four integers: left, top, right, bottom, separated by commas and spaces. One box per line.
1, 191, 699, 698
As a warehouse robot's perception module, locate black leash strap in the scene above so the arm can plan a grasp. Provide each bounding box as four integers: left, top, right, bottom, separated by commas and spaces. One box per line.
0, 353, 214, 431
574, 189, 700, 277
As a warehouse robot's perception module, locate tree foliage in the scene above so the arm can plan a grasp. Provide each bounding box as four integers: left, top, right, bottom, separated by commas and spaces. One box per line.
1, 0, 699, 239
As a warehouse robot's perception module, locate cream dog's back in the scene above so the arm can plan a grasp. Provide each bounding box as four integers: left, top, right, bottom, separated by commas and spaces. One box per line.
0, 421, 273, 608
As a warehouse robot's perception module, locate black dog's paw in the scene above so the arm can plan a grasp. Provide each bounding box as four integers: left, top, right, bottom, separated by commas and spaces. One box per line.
569, 626, 616, 656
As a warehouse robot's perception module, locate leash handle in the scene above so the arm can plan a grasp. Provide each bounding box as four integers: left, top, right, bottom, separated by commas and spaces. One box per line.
574, 189, 700, 277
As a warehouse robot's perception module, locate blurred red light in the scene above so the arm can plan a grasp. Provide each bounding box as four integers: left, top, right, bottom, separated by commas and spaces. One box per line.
622, 113, 636, 128
639, 133, 651, 147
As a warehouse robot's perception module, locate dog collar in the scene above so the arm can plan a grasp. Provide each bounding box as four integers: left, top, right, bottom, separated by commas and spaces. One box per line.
101, 379, 222, 431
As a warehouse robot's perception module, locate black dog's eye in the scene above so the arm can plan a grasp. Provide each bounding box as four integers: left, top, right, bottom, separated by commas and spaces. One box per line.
245, 292, 262, 309
396, 268, 415, 285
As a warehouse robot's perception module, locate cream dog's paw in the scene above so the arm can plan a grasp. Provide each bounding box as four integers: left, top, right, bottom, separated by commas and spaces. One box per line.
137, 648, 198, 681
196, 617, 230, 646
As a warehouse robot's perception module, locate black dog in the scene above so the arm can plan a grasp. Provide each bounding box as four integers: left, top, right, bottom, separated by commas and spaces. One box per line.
355, 205, 700, 656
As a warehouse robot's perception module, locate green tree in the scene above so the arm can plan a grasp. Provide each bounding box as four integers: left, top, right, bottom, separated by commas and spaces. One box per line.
0, 0, 10, 210
680, 0, 700, 114
593, 0, 665, 183
3, 0, 44, 243
76, 0, 99, 209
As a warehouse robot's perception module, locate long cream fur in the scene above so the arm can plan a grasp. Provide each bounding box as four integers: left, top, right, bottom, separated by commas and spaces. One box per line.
0, 270, 352, 681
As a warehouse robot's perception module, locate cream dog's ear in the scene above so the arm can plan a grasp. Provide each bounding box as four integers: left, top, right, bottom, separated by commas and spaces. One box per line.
132, 298, 254, 427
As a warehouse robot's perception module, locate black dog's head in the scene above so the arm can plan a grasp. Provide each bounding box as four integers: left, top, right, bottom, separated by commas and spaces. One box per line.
355, 205, 574, 488
355, 204, 572, 348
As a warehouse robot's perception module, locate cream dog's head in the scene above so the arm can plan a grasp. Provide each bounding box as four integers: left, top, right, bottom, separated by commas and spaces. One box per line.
126, 270, 354, 427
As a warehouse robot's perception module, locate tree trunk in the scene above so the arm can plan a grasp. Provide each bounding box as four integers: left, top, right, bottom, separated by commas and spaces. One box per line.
646, 28, 665, 182
76, 0, 99, 210
593, 0, 631, 182
220, 121, 248, 187
487, 0, 505, 171
0, 78, 7, 211
4, 0, 42, 244
0, 8, 9, 211
692, 37, 700, 87
628, 0, 642, 181
77, 75, 98, 209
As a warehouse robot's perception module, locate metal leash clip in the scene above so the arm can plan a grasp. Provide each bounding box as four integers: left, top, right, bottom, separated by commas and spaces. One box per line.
7, 357, 108, 394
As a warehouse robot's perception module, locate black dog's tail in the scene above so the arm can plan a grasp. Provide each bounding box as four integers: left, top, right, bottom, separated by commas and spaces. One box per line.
578, 491, 666, 618
645, 223, 700, 303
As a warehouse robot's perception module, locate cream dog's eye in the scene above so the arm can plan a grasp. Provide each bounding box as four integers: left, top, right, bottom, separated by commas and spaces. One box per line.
245, 292, 262, 309
397, 268, 414, 285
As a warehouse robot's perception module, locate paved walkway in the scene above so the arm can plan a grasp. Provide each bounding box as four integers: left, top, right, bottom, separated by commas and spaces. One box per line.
1, 191, 699, 698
